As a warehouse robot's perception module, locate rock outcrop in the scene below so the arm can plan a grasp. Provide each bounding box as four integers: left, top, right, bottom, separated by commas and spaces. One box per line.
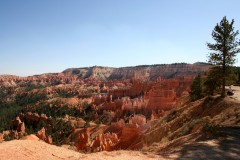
74, 127, 120, 152
36, 127, 52, 144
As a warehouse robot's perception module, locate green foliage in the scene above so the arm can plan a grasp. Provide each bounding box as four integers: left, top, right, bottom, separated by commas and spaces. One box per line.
15, 92, 48, 106
32, 104, 82, 118
207, 16, 240, 97
24, 83, 48, 92
46, 119, 72, 146
225, 67, 238, 85
190, 75, 204, 101
25, 125, 35, 134
22, 117, 72, 146
204, 66, 237, 96
0, 87, 7, 100
22, 115, 48, 134
57, 89, 78, 98
204, 67, 222, 95
0, 102, 23, 132
22, 101, 93, 121
0, 86, 15, 101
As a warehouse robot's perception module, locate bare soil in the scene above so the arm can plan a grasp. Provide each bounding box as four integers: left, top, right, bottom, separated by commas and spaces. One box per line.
0, 136, 161, 160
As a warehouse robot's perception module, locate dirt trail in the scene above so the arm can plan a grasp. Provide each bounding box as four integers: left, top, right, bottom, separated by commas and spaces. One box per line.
172, 126, 240, 160
156, 126, 240, 160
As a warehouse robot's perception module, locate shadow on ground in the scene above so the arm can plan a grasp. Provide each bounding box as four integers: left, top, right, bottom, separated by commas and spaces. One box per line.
175, 126, 240, 160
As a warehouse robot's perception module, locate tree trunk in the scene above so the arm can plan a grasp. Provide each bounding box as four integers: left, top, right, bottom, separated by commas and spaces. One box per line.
221, 76, 226, 97
222, 50, 226, 98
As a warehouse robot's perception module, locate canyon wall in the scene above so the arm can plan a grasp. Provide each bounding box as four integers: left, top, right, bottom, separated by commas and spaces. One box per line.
62, 62, 211, 81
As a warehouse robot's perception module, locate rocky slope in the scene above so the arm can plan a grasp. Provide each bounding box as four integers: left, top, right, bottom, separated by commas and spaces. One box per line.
141, 94, 240, 158
63, 62, 212, 81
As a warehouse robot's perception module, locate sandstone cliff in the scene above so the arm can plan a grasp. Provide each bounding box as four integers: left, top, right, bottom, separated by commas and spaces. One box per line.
62, 62, 212, 81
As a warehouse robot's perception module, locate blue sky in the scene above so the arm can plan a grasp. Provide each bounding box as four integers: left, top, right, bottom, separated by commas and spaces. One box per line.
0, 0, 240, 76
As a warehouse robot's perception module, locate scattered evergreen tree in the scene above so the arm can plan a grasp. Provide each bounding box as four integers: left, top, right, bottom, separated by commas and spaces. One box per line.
204, 67, 222, 95
46, 119, 72, 145
190, 75, 203, 101
0, 102, 23, 132
207, 16, 240, 97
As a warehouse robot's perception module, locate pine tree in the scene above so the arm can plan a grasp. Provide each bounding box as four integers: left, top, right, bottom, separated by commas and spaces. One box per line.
190, 75, 203, 101
204, 67, 222, 96
207, 16, 240, 97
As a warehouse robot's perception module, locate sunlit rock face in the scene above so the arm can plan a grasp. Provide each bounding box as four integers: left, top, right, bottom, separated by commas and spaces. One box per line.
145, 76, 193, 112
104, 76, 193, 115
111, 126, 142, 150
11, 116, 26, 139
36, 127, 52, 144
74, 127, 120, 152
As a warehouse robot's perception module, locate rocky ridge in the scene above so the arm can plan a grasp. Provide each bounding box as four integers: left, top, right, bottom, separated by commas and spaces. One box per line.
62, 62, 212, 81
